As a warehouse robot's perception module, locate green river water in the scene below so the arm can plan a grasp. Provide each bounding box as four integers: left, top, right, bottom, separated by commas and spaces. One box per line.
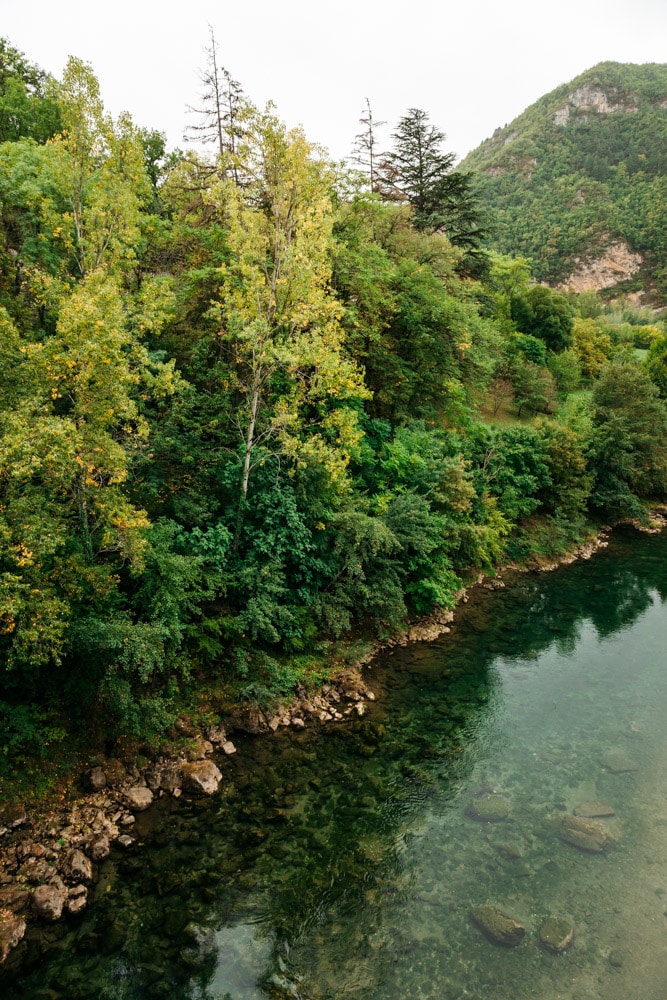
3, 527, 667, 999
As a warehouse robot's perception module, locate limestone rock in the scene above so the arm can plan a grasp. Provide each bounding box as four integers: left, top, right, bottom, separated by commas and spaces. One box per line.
124, 786, 154, 813
65, 849, 93, 884
116, 835, 135, 849
88, 834, 111, 862
84, 766, 107, 791
465, 795, 510, 823
573, 801, 615, 818
0, 909, 26, 963
0, 887, 30, 914
560, 814, 614, 853
470, 905, 525, 947
181, 760, 223, 796
539, 915, 574, 953
221, 740, 237, 755
66, 884, 88, 916
32, 884, 66, 922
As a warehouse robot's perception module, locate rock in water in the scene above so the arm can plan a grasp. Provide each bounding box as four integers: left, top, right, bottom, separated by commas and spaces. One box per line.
600, 749, 638, 773
124, 786, 154, 812
181, 760, 223, 796
0, 910, 26, 963
465, 794, 510, 823
560, 814, 614, 853
573, 801, 615, 818
470, 905, 525, 947
65, 849, 93, 884
539, 915, 574, 953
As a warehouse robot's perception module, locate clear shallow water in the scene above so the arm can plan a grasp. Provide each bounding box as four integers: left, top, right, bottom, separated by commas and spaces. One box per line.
4, 528, 667, 999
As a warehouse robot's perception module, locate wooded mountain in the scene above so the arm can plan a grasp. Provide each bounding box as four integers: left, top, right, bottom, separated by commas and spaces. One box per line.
462, 63, 667, 302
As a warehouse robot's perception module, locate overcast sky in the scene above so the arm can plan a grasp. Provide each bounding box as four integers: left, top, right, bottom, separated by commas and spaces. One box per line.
2, 0, 666, 163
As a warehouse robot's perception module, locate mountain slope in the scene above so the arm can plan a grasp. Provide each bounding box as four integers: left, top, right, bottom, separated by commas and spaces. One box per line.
462, 62, 667, 301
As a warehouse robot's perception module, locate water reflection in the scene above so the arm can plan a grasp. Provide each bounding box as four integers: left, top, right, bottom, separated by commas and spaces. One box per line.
5, 527, 667, 999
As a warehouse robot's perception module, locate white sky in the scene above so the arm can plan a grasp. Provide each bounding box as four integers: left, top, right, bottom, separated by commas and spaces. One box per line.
2, 0, 666, 163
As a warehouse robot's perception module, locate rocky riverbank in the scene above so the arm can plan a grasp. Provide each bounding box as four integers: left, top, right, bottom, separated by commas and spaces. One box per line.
2, 514, 663, 971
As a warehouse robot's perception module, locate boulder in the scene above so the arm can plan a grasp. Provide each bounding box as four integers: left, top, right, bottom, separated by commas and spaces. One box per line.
560, 814, 614, 853
88, 834, 111, 862
465, 795, 510, 823
0, 909, 26, 963
182, 760, 223, 796
0, 887, 30, 914
83, 766, 107, 792
66, 885, 88, 916
146, 762, 183, 793
539, 915, 574, 953
123, 787, 154, 813
470, 905, 525, 947
65, 849, 93, 884
32, 884, 66, 922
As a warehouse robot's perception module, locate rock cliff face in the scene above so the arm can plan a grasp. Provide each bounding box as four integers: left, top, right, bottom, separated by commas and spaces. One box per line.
558, 241, 643, 293
552, 85, 636, 126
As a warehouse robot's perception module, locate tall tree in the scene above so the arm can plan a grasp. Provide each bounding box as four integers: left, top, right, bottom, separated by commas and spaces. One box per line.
385, 108, 488, 269
214, 109, 368, 515
351, 98, 386, 194
185, 26, 246, 184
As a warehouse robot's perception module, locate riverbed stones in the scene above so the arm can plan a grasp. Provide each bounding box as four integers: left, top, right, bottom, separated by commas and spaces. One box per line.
470, 905, 525, 947
124, 786, 154, 813
0, 909, 26, 963
539, 915, 575, 953
560, 814, 614, 853
574, 801, 615, 818
32, 884, 67, 922
181, 760, 223, 796
465, 794, 510, 823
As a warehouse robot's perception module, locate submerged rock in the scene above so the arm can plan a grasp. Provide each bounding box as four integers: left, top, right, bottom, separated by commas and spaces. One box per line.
539, 915, 574, 953
560, 814, 614, 853
600, 749, 638, 773
181, 760, 223, 796
465, 795, 510, 823
574, 801, 615, 818
470, 904, 525, 947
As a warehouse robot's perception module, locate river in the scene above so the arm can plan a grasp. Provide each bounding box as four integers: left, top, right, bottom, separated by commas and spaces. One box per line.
4, 527, 667, 999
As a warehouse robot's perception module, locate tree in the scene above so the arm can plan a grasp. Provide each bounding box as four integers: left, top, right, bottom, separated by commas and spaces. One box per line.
384, 108, 488, 263
185, 26, 246, 184
214, 109, 368, 513
510, 285, 573, 353
0, 37, 61, 143
351, 98, 386, 194
589, 360, 667, 518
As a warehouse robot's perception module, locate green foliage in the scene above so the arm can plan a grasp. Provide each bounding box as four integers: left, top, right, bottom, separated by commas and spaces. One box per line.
589, 360, 667, 518
510, 285, 573, 353
1, 39, 665, 771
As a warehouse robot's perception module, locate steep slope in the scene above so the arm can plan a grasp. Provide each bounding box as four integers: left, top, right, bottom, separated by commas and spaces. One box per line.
462, 63, 667, 301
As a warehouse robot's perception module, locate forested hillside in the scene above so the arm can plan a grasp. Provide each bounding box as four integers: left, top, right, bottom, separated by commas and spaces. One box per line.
462, 62, 667, 300
1, 39, 666, 792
